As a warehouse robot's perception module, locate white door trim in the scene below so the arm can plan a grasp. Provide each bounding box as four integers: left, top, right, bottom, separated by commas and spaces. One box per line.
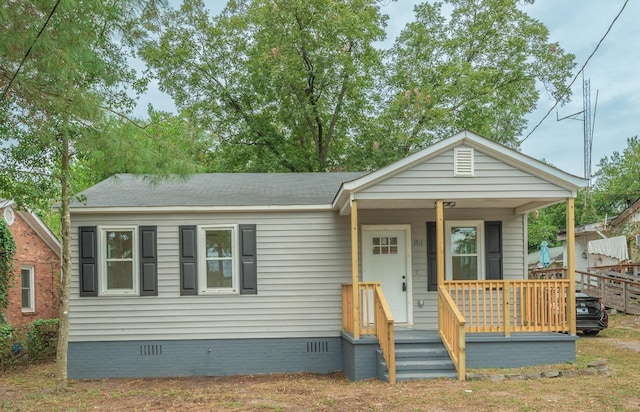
362, 224, 413, 325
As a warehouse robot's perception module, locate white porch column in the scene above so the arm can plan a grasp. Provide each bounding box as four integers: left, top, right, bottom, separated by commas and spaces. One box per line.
351, 199, 360, 339
566, 197, 577, 335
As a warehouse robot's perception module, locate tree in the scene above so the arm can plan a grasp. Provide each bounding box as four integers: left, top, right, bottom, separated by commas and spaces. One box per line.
354, 0, 576, 170
592, 136, 640, 216
0, 0, 202, 388
140, 0, 388, 172
141, 0, 576, 172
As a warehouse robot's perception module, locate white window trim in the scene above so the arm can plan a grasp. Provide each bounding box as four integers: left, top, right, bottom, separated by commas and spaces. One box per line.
445, 220, 485, 281
198, 224, 239, 295
98, 226, 139, 296
21, 266, 35, 313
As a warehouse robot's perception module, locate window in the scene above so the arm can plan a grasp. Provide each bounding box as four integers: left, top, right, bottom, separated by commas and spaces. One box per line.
21, 266, 34, 312
99, 227, 138, 295
199, 226, 238, 294
372, 236, 398, 255
445, 221, 484, 280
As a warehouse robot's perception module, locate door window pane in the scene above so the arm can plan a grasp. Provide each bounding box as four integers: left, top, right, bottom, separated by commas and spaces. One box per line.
372, 236, 398, 255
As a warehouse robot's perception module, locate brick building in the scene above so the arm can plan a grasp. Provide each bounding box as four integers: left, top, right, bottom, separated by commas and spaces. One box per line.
1, 200, 61, 327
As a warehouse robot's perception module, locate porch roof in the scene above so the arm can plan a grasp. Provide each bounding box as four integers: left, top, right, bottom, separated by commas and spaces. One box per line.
333, 130, 588, 216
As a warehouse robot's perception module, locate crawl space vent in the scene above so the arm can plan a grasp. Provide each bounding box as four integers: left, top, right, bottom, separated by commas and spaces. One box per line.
140, 344, 163, 356
454, 147, 474, 176
306, 341, 329, 353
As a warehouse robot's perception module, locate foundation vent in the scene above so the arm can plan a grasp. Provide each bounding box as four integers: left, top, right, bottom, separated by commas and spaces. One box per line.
140, 344, 163, 356
306, 341, 329, 353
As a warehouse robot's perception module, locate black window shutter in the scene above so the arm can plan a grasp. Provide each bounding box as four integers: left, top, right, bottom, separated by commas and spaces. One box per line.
79, 226, 98, 297
426, 222, 438, 292
179, 225, 198, 295
239, 224, 257, 295
139, 226, 158, 296
485, 221, 503, 280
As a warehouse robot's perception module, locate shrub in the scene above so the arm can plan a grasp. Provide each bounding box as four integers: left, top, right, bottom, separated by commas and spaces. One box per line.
25, 318, 59, 362
0, 322, 18, 368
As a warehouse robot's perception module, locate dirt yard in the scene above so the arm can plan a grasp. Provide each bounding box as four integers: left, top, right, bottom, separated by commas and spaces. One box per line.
2, 315, 640, 411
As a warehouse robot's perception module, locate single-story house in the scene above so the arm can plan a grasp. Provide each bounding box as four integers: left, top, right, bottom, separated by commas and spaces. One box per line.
1, 199, 61, 327
67, 131, 587, 382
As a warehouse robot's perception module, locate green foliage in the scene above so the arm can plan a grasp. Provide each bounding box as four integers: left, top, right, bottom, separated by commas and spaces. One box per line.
360, 0, 576, 170
0, 319, 58, 368
0, 218, 16, 316
141, 0, 387, 172
25, 319, 59, 362
592, 136, 640, 216
0, 323, 17, 369
140, 0, 575, 172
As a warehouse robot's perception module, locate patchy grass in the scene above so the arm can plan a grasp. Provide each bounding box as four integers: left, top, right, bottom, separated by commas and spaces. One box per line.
1, 314, 639, 411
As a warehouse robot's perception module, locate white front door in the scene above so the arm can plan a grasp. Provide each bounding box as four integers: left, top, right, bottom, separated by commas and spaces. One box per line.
362, 226, 411, 324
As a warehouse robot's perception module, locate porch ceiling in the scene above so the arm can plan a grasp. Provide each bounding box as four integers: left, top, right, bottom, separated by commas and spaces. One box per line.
341, 197, 564, 215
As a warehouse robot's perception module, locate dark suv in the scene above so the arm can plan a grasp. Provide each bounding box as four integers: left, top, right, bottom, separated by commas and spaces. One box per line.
576, 292, 608, 336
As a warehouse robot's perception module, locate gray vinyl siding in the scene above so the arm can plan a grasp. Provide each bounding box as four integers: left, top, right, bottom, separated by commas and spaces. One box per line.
69, 211, 352, 342
359, 147, 574, 199
358, 208, 525, 331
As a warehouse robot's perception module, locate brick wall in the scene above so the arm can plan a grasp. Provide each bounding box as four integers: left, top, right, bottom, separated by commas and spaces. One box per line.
2, 211, 60, 327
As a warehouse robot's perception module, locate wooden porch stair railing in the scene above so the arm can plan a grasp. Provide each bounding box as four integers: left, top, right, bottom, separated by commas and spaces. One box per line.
342, 282, 396, 384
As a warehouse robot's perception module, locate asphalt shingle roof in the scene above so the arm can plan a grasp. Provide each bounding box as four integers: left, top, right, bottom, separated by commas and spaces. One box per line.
71, 173, 368, 208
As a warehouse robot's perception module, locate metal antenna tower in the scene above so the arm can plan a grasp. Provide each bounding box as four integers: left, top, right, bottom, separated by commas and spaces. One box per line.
556, 73, 598, 185
583, 77, 598, 187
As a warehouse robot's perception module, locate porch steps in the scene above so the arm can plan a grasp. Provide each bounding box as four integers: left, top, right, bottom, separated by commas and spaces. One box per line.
377, 335, 457, 382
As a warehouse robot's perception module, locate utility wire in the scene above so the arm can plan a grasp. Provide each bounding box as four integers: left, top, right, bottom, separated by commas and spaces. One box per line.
519, 0, 629, 144
1, 0, 62, 102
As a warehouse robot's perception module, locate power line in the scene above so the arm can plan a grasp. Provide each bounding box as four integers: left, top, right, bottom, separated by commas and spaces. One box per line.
519, 0, 629, 144
1, 0, 62, 102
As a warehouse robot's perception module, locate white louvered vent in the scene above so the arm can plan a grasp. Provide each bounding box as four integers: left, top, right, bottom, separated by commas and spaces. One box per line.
454, 147, 474, 176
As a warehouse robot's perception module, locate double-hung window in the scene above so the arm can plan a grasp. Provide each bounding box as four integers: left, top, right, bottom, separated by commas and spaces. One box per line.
21, 266, 34, 312
99, 227, 138, 295
199, 225, 238, 294
445, 221, 485, 281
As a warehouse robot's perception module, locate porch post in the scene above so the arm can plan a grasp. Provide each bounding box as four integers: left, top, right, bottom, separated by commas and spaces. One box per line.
436, 200, 445, 286
351, 199, 360, 339
566, 197, 577, 335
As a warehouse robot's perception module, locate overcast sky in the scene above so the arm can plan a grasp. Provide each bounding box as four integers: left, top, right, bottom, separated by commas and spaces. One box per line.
139, 1, 638, 179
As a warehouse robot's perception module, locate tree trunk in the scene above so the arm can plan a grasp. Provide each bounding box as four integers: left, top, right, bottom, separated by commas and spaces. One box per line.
56, 132, 71, 389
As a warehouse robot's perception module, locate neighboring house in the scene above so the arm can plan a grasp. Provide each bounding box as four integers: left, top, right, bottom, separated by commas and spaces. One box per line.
67, 131, 587, 381
559, 199, 640, 272
1, 200, 61, 327
608, 198, 640, 264
558, 220, 609, 273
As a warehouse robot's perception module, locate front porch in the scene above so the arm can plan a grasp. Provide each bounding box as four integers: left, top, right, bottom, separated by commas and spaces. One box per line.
342, 279, 579, 383
331, 131, 587, 383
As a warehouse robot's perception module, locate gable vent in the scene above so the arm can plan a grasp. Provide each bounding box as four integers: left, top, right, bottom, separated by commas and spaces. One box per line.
454, 147, 474, 176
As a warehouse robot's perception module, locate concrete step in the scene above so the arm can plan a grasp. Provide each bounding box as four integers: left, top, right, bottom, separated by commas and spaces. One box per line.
395, 359, 456, 371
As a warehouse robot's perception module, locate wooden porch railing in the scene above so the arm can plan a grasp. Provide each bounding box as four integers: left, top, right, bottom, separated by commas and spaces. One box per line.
442, 280, 571, 334
342, 282, 396, 384
438, 286, 466, 380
